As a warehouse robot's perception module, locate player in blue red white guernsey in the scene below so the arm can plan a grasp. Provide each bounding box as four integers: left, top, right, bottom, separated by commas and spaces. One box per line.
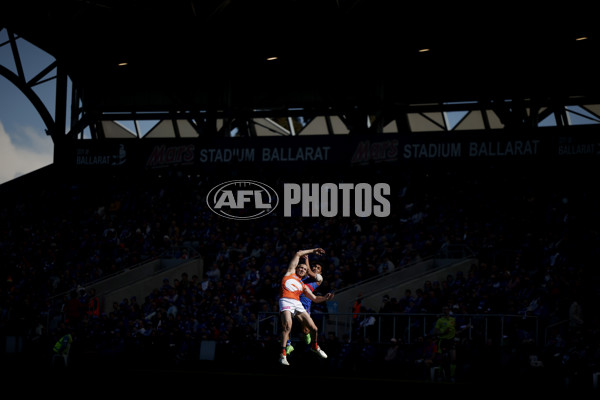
285, 254, 327, 355
279, 248, 334, 366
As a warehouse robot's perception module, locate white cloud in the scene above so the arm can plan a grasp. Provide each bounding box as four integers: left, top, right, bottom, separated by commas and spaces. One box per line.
0, 120, 53, 184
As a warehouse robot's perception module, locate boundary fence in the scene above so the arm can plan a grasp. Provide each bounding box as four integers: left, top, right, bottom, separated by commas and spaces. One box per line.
257, 311, 540, 346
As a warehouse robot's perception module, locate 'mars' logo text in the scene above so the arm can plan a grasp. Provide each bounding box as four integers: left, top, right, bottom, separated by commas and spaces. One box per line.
206, 180, 279, 220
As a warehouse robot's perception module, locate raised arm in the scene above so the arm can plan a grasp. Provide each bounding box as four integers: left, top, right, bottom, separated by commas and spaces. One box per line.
303, 255, 316, 279
303, 254, 323, 284
286, 248, 325, 274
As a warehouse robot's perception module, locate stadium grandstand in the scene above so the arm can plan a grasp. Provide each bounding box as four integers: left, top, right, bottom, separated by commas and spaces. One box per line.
1, 1, 599, 395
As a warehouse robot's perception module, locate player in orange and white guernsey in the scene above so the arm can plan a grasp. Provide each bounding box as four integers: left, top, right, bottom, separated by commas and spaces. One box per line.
285, 255, 328, 354
279, 247, 333, 366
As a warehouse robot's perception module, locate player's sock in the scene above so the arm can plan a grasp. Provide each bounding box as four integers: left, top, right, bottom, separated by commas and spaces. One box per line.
304, 333, 311, 344
311, 343, 327, 358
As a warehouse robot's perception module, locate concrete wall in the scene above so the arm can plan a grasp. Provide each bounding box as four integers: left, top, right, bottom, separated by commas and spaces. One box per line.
89, 257, 203, 314
331, 257, 477, 313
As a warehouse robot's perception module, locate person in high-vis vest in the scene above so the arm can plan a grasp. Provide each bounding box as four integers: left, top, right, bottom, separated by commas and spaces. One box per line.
52, 332, 73, 366
53, 332, 72, 354
87, 288, 100, 318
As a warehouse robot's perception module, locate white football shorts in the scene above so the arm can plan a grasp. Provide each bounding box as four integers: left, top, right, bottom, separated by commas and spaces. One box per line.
279, 297, 306, 317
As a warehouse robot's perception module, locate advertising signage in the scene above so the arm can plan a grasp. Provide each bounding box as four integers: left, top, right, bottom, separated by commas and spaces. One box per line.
55, 127, 600, 172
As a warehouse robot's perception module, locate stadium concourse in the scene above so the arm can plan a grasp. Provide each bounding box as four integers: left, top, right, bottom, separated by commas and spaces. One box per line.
0, 156, 599, 394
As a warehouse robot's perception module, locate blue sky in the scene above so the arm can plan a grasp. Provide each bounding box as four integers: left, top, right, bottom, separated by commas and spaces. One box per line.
0, 31, 55, 185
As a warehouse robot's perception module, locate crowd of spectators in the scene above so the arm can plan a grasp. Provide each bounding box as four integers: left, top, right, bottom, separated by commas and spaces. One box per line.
0, 160, 599, 386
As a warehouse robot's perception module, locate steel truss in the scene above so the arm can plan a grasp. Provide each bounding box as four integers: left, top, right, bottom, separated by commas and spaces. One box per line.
2, 27, 600, 143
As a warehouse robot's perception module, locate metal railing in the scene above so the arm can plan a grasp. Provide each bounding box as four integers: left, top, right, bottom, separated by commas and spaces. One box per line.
257, 311, 540, 346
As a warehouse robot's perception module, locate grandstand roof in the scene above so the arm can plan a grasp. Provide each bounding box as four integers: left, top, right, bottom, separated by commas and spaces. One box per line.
2, 1, 600, 117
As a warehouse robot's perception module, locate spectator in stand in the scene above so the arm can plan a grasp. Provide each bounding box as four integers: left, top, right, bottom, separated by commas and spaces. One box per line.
398, 288, 415, 312
205, 263, 221, 282
414, 334, 439, 371
1, 163, 599, 382
87, 288, 100, 319
568, 295, 584, 340
63, 290, 85, 328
